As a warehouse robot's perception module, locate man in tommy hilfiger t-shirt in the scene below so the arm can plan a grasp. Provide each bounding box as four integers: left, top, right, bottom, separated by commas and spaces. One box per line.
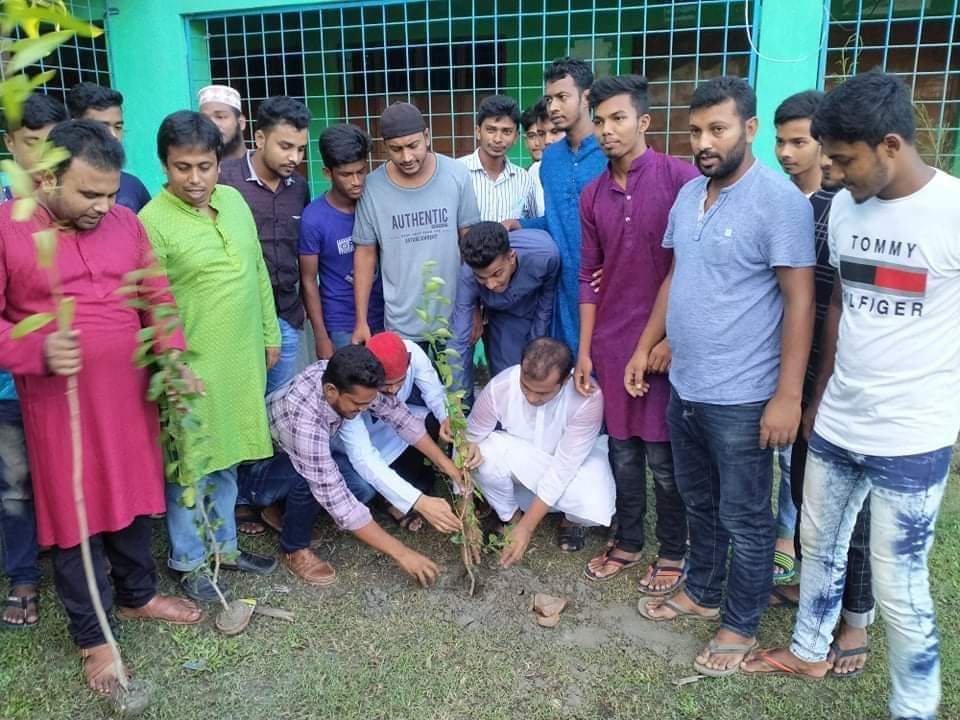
743, 71, 960, 720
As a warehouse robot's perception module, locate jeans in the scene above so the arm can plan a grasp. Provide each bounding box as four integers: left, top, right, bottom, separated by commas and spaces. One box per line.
667, 388, 774, 638
775, 445, 797, 540
792, 433, 949, 720
0, 400, 40, 587
236, 453, 330, 553
165, 466, 239, 572
266, 318, 301, 394
52, 516, 156, 648
329, 330, 354, 351
608, 437, 687, 560
791, 431, 874, 628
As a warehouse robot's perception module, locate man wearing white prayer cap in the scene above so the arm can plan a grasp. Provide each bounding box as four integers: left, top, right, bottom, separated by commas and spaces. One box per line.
198, 84, 247, 160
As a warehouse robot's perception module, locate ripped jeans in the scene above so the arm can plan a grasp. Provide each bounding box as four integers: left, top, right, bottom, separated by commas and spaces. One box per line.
792, 432, 950, 720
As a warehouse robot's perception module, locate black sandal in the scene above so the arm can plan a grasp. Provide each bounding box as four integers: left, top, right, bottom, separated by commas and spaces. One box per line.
557, 523, 587, 553
3, 593, 39, 629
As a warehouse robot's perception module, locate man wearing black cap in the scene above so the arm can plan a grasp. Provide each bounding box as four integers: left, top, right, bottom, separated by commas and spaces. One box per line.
351, 102, 480, 346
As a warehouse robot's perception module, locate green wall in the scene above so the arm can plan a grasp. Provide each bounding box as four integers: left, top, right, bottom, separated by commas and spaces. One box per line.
110, 0, 826, 189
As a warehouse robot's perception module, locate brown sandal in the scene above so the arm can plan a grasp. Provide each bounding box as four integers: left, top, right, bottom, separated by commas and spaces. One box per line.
116, 595, 205, 625
81, 643, 130, 696
583, 547, 641, 582
638, 558, 687, 596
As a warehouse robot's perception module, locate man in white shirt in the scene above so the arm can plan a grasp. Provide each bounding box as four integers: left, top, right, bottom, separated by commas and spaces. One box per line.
467, 338, 615, 567
742, 72, 960, 720
460, 95, 537, 224
334, 331, 465, 532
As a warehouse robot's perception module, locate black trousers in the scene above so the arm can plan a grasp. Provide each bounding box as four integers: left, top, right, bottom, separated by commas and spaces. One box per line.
52, 515, 157, 648
392, 413, 441, 496
609, 437, 687, 560
792, 431, 875, 617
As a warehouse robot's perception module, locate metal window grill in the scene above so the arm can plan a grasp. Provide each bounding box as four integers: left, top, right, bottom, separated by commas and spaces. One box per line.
824, 0, 960, 174
189, 0, 757, 194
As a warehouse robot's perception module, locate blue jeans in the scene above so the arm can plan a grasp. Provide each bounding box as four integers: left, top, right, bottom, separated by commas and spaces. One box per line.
165, 466, 239, 572
667, 388, 774, 638
0, 400, 40, 587
236, 453, 373, 552
792, 433, 949, 720
775, 445, 797, 540
266, 318, 301, 394
329, 330, 354, 350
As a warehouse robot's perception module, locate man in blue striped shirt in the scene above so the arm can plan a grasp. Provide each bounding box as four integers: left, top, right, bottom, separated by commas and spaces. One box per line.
460, 95, 537, 224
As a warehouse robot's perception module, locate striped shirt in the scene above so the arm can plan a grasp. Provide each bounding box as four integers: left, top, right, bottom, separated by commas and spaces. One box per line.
803, 186, 839, 399
459, 149, 537, 222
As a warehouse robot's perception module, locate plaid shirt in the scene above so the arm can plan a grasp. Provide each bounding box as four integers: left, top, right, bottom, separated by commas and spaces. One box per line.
266, 360, 426, 530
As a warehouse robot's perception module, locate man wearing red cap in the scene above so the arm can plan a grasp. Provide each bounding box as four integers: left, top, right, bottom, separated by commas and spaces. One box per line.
334, 332, 461, 532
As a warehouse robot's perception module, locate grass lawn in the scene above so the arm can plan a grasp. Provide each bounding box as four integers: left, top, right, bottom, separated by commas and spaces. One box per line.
1, 478, 957, 720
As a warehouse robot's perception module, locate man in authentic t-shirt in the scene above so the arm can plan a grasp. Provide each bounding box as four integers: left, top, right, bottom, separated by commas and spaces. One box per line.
630, 77, 815, 678
743, 72, 960, 720
300, 124, 384, 358
351, 103, 480, 345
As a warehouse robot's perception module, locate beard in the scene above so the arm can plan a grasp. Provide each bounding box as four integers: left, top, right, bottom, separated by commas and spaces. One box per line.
222, 122, 245, 156
695, 132, 748, 179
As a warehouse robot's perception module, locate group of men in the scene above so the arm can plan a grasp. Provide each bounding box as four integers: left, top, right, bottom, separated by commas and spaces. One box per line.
0, 56, 955, 720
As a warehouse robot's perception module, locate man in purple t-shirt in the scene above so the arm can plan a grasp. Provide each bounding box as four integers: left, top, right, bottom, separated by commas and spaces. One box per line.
574, 75, 699, 585
299, 125, 385, 359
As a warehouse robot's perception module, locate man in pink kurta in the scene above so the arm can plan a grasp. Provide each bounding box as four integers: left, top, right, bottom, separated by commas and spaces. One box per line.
573, 76, 699, 589
0, 120, 202, 696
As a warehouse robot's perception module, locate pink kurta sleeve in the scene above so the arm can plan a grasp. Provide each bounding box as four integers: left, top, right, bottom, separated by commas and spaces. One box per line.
0, 221, 49, 376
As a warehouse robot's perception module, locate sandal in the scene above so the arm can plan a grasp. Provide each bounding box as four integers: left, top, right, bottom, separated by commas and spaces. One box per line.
637, 595, 720, 622
235, 505, 266, 536
773, 550, 797, 585
583, 547, 641, 582
829, 641, 868, 680
741, 648, 830, 681
693, 638, 758, 677
3, 592, 39, 629
116, 595, 205, 625
557, 523, 586, 552
638, 558, 686, 596
392, 510, 424, 533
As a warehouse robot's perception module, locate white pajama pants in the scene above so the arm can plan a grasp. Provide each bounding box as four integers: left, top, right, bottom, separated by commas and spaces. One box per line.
473, 431, 616, 527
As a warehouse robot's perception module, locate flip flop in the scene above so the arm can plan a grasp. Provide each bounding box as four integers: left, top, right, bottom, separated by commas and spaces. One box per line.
741, 649, 829, 681
583, 548, 641, 582
637, 595, 720, 622
773, 550, 797, 585
638, 558, 686, 596
829, 642, 868, 680
235, 505, 266, 536
3, 593, 39, 629
693, 638, 759, 677
557, 523, 587, 552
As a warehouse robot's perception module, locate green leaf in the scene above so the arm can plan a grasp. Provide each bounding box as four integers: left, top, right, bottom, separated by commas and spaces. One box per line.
32, 228, 58, 268
434, 327, 452, 340
11, 312, 54, 338
28, 143, 69, 173
0, 160, 32, 197
415, 307, 429, 323
442, 347, 461, 359
7, 31, 76, 74
11, 197, 36, 221
137, 326, 157, 342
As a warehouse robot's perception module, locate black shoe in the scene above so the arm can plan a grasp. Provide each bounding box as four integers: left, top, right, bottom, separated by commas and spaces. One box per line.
220, 550, 278, 576
179, 572, 231, 603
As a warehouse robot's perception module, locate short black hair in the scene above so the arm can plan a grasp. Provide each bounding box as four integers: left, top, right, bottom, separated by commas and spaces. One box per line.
811, 71, 916, 146
589, 74, 650, 115
322, 344, 385, 392
544, 56, 593, 93
774, 90, 825, 127
476, 94, 520, 128
521, 97, 550, 130
3, 93, 68, 132
47, 120, 124, 178
459, 222, 511, 269
319, 124, 370, 169
256, 96, 311, 134
690, 76, 756, 121
67, 82, 123, 118
157, 110, 223, 164
520, 105, 538, 132
521, 337, 574, 382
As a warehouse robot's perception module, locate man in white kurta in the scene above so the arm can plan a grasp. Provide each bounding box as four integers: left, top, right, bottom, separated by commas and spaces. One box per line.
335, 332, 457, 530
466, 338, 615, 565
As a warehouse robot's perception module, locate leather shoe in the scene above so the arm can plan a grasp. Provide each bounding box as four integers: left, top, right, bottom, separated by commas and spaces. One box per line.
220, 550, 278, 576
282, 549, 337, 586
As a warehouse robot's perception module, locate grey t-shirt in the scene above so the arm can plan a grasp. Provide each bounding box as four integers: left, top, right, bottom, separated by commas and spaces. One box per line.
353, 153, 480, 340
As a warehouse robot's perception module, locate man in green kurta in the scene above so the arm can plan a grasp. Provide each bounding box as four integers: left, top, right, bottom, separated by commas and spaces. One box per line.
140, 111, 281, 601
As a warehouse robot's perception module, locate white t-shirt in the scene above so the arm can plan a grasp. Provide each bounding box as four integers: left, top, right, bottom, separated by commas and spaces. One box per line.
814, 170, 960, 456
528, 161, 545, 217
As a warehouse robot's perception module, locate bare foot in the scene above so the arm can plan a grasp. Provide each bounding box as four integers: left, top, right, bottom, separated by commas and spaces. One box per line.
741, 646, 832, 678
81, 643, 130, 696
829, 622, 869, 677
695, 628, 757, 674
3, 583, 38, 626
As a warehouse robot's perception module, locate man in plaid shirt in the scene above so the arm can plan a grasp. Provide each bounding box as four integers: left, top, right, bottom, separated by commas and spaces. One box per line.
238, 344, 471, 586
